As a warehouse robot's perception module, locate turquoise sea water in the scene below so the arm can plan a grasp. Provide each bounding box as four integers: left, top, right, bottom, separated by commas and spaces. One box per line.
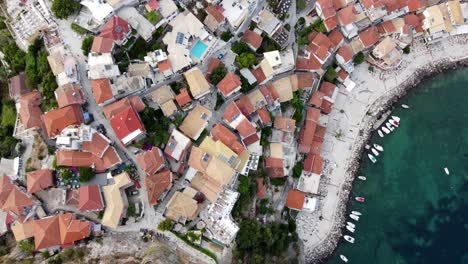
326, 68, 468, 264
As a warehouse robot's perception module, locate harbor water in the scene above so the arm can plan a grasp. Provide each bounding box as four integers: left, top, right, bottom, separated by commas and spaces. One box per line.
327, 68, 468, 264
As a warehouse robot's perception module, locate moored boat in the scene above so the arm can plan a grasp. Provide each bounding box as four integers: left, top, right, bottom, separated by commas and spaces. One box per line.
347, 222, 355, 228
378, 129, 384, 137
444, 167, 449, 175
346, 225, 355, 233
340, 255, 349, 262
402, 104, 410, 109
350, 214, 360, 221
371, 148, 379, 156
389, 119, 399, 127
386, 122, 394, 131
368, 154, 377, 163
373, 144, 384, 151
382, 127, 390, 134
355, 197, 365, 202
358, 176, 367, 180
344, 235, 355, 243
392, 116, 400, 122
351, 211, 362, 216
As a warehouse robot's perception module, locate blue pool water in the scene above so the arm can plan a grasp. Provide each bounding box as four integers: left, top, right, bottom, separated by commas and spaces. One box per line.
191, 40, 208, 59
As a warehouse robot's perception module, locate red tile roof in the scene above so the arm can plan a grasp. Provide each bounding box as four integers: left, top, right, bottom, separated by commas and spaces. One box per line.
337, 5, 358, 26
310, 140, 323, 155
26, 169, 53, 194
207, 58, 224, 75
408, 0, 427, 12
211, 123, 245, 155
337, 68, 349, 81
320, 82, 337, 97
41, 105, 84, 138
55, 83, 85, 108
324, 16, 339, 31
78, 185, 104, 211
91, 79, 113, 105
307, 32, 336, 61
295, 73, 314, 89
206, 5, 225, 23
321, 99, 333, 114
242, 133, 260, 147
299, 120, 317, 153
251, 67, 267, 84
328, 30, 344, 47
109, 106, 146, 145
296, 56, 322, 71
286, 190, 305, 210
404, 13, 424, 33
259, 86, 275, 106
91, 36, 113, 53
146, 0, 160, 10
309, 91, 325, 107
103, 97, 145, 119
9, 73, 28, 99
175, 88, 192, 107
303, 154, 324, 174
314, 125, 326, 142
82, 132, 110, 158
266, 84, 280, 101
358, 26, 381, 49
337, 45, 353, 63
56, 148, 121, 172
242, 30, 263, 50
144, 169, 172, 206
217, 72, 241, 97
256, 107, 271, 125
381, 20, 396, 33
158, 60, 171, 72
99, 16, 130, 42
136, 147, 165, 176
317, 0, 337, 19
236, 118, 257, 138
223, 102, 241, 123
0, 176, 35, 222
307, 107, 321, 122
274, 116, 296, 132
235, 96, 255, 116
256, 178, 266, 199
18, 90, 43, 129
265, 157, 284, 178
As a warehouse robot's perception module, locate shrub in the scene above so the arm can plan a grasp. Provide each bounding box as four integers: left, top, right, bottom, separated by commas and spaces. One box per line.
311, 19, 327, 33
51, 0, 80, 19
297, 0, 306, 11
81, 36, 93, 56
324, 66, 337, 82
158, 219, 174, 231
221, 31, 233, 42
236, 53, 258, 68
231, 41, 251, 54
18, 239, 34, 253
403, 46, 410, 54
209, 65, 228, 85
78, 167, 94, 182
354, 52, 365, 64
145, 11, 160, 24
292, 161, 303, 178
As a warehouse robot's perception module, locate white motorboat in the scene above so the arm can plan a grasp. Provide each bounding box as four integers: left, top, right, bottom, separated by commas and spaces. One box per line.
344, 235, 355, 243
378, 129, 384, 137
350, 214, 360, 221
392, 116, 400, 122
371, 148, 379, 156
444, 167, 449, 175
389, 119, 399, 127
346, 225, 355, 233
340, 254, 349, 262
382, 127, 391, 134
374, 144, 384, 152
347, 222, 356, 228
402, 104, 410, 109
386, 122, 395, 131
351, 211, 362, 216
368, 153, 377, 163
358, 176, 367, 180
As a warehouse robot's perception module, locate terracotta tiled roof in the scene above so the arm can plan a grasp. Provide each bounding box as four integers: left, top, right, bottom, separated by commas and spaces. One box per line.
408, 0, 427, 12
211, 123, 245, 155
207, 58, 224, 75
158, 60, 171, 72
206, 5, 224, 23
324, 16, 339, 31
328, 30, 344, 47
337, 44, 353, 63
18, 90, 43, 129
337, 68, 349, 81
274, 116, 296, 132
242, 133, 260, 147
78, 185, 104, 211
146, 0, 160, 10
358, 26, 381, 49
382, 20, 397, 33
82, 132, 110, 158
223, 102, 241, 123
266, 84, 280, 100
236, 118, 257, 138
26, 169, 53, 194
307, 32, 335, 61
404, 13, 424, 32
256, 107, 271, 125
103, 97, 144, 119
309, 91, 325, 107
0, 176, 35, 219
319, 82, 337, 97
286, 190, 305, 210
9, 73, 28, 99
295, 73, 314, 89
217, 72, 241, 97
317, 0, 337, 19
145, 169, 172, 206
100, 16, 130, 42
256, 178, 266, 198
310, 139, 323, 155
175, 88, 192, 107
55, 83, 85, 108
337, 5, 358, 26
110, 106, 145, 145
41, 105, 84, 138
314, 124, 326, 143
265, 157, 284, 178
307, 107, 321, 122
296, 56, 322, 71
242, 30, 263, 50
321, 99, 333, 114
258, 86, 274, 106
251, 67, 266, 83
57, 148, 121, 172
235, 96, 255, 117
91, 79, 113, 105
91, 36, 113, 53
136, 147, 165, 176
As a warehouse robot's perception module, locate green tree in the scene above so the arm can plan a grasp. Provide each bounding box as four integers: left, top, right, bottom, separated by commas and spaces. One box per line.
1, 101, 16, 127
81, 36, 94, 56
145, 11, 160, 24
18, 239, 34, 253
2, 42, 26, 73
311, 19, 327, 33
292, 160, 303, 178
236, 53, 258, 68
324, 65, 337, 82
51, 0, 81, 19
238, 176, 250, 194
354, 52, 365, 64
403, 46, 410, 54
221, 31, 233, 42
60, 169, 73, 181
231, 41, 251, 54
209, 65, 227, 84
158, 219, 174, 231
78, 167, 95, 182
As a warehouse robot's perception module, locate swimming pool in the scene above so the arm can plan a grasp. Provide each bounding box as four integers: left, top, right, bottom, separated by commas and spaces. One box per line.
191, 40, 208, 60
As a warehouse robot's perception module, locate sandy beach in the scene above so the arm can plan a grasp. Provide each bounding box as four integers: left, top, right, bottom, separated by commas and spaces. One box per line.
296, 35, 468, 263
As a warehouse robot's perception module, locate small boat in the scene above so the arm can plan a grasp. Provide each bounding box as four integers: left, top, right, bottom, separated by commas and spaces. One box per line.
389, 119, 399, 127
374, 144, 384, 152
346, 225, 355, 233
402, 104, 410, 109
444, 167, 449, 175
378, 129, 384, 137
371, 148, 379, 156
350, 214, 360, 221
382, 127, 391, 134
386, 122, 394, 131
358, 176, 367, 180
368, 154, 377, 163
351, 211, 362, 216
392, 116, 400, 122
347, 222, 356, 228
340, 254, 349, 262
344, 235, 355, 243
355, 197, 365, 202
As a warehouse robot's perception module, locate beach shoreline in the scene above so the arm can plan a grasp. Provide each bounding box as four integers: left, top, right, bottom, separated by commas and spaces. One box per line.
297, 35, 468, 264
